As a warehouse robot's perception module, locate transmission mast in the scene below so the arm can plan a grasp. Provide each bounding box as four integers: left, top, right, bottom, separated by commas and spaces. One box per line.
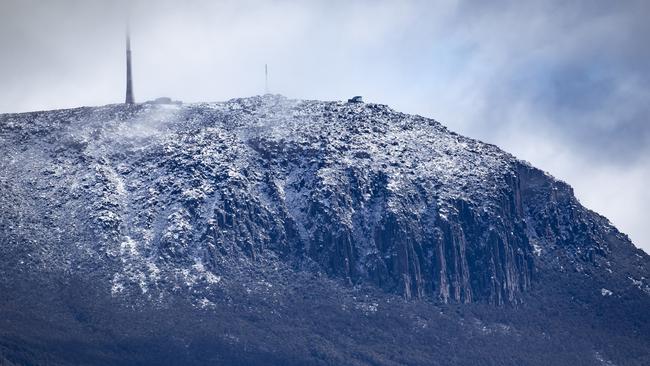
264, 64, 269, 94
125, 26, 135, 104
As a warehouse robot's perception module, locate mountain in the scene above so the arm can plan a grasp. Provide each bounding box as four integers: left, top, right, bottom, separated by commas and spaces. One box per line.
0, 95, 648, 366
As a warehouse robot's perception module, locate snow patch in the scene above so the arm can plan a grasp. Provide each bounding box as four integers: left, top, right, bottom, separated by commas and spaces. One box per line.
532, 242, 542, 256
601, 288, 613, 296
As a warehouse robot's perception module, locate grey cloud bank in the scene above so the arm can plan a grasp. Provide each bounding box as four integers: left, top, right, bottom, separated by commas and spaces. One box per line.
0, 0, 648, 250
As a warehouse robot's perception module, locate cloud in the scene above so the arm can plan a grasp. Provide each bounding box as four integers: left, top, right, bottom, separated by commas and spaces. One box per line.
0, 0, 647, 250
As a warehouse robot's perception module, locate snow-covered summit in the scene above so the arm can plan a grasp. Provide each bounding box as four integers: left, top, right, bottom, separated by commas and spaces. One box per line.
0, 95, 645, 306
1, 95, 649, 366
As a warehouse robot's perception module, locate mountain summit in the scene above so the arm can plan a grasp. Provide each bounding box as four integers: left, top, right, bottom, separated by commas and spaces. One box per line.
1, 95, 648, 365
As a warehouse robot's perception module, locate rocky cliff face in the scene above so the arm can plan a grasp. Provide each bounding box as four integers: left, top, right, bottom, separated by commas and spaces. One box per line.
0, 95, 648, 366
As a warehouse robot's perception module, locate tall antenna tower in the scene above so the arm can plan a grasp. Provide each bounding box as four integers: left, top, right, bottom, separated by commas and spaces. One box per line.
125, 26, 135, 104
264, 64, 269, 94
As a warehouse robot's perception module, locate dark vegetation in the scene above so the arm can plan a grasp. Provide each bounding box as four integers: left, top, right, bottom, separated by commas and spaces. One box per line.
1, 264, 648, 366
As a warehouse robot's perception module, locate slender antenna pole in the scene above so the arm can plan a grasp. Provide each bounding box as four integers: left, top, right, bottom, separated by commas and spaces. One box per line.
264, 64, 269, 94
125, 24, 135, 104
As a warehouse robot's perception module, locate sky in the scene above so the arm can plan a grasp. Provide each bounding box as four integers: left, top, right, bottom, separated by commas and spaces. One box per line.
0, 0, 648, 251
